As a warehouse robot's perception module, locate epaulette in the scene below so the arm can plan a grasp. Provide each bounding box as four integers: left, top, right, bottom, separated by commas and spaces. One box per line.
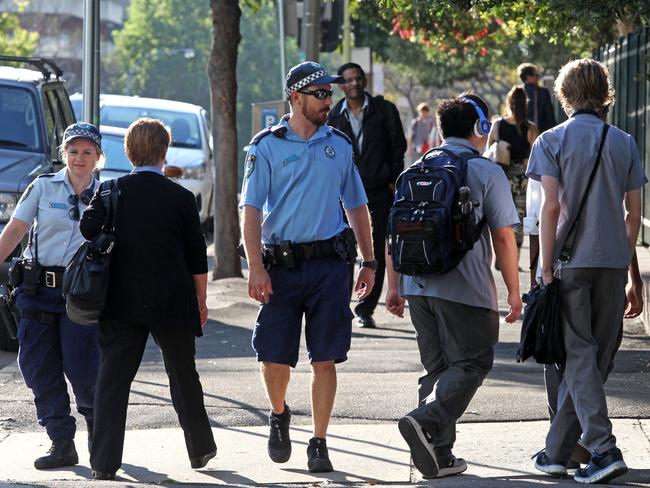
36, 173, 56, 179
249, 116, 289, 146
329, 126, 352, 145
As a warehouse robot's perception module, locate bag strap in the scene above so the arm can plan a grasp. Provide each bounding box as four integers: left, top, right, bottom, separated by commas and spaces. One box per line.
100, 178, 120, 233
558, 123, 609, 263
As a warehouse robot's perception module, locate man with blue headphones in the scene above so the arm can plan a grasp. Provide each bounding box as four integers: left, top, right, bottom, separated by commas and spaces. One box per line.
385, 93, 522, 479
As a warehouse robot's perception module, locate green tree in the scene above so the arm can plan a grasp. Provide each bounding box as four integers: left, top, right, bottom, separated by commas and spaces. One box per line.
355, 0, 648, 78
0, 1, 38, 56
109, 0, 212, 108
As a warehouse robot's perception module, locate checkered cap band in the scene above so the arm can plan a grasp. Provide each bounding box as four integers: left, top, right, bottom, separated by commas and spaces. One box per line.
63, 123, 101, 147
285, 70, 327, 98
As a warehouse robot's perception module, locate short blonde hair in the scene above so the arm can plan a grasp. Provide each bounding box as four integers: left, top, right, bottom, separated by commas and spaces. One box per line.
124, 118, 170, 167
417, 102, 430, 113
554, 58, 615, 115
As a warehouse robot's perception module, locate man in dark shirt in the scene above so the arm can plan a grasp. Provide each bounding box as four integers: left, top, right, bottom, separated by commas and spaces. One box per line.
328, 63, 407, 328
518, 63, 557, 133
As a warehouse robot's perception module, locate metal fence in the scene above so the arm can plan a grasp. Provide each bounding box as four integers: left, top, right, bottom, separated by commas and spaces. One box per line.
596, 27, 650, 244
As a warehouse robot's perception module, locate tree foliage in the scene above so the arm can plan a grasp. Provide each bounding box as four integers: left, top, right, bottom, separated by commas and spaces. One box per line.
109, 0, 212, 108
353, 0, 648, 85
0, 1, 38, 56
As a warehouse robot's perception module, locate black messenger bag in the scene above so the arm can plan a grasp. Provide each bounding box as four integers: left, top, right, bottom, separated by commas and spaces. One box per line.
62, 179, 119, 325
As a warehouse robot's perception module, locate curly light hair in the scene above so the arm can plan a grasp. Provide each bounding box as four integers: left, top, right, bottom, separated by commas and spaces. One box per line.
554, 58, 615, 115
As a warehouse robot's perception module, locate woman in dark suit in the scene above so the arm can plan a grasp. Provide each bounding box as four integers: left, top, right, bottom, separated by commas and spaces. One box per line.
80, 117, 216, 480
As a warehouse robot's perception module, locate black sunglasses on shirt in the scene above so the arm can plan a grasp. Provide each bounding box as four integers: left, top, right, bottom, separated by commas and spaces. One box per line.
68, 188, 95, 221
298, 88, 334, 100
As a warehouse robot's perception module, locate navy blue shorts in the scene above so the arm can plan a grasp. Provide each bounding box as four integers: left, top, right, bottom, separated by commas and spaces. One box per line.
252, 258, 353, 367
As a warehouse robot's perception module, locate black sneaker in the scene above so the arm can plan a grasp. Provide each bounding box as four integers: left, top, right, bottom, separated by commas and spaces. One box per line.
398, 415, 438, 478
533, 450, 568, 477
34, 439, 79, 470
574, 447, 628, 484
267, 404, 291, 463
307, 437, 333, 473
435, 454, 467, 478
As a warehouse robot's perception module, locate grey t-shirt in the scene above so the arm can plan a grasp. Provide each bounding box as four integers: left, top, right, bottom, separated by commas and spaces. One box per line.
526, 112, 647, 269
399, 138, 520, 311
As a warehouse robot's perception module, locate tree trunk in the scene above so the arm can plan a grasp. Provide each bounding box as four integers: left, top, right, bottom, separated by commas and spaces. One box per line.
208, 0, 242, 279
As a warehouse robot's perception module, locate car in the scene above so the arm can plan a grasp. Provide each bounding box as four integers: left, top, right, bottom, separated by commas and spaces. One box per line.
70, 93, 214, 226
0, 56, 76, 352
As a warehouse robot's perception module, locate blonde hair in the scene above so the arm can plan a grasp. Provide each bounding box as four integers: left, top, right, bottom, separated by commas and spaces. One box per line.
554, 58, 615, 115
416, 102, 430, 113
124, 118, 171, 167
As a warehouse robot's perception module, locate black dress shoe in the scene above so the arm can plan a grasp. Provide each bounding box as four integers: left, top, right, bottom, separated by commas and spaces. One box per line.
92, 470, 115, 480
356, 315, 376, 328
190, 448, 217, 469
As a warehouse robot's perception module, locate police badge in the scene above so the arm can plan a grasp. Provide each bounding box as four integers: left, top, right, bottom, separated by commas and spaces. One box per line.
324, 145, 336, 158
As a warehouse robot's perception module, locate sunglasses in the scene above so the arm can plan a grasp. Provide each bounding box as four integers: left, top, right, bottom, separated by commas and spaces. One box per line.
68, 188, 94, 221
298, 88, 333, 100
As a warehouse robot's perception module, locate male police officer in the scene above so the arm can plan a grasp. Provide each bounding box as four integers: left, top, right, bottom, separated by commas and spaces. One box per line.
385, 94, 522, 479
240, 61, 375, 473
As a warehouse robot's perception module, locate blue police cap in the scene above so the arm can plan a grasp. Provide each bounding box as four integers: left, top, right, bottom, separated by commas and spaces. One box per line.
285, 61, 343, 99
62, 122, 102, 148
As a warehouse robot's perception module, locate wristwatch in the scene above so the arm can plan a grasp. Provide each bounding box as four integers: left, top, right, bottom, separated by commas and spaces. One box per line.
360, 260, 378, 271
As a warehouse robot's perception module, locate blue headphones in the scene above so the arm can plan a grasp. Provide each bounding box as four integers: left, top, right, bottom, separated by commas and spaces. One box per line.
461, 96, 491, 137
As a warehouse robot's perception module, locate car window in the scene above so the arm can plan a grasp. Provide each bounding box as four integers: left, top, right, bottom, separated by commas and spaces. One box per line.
101, 133, 132, 172
100, 106, 202, 149
55, 86, 76, 126
43, 88, 67, 156
0, 86, 41, 152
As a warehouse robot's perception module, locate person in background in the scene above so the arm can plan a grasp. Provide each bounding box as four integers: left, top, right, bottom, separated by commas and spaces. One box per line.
82, 118, 216, 480
518, 63, 557, 133
409, 102, 438, 160
528, 58, 646, 484
0, 123, 101, 470
328, 62, 406, 329
487, 86, 539, 265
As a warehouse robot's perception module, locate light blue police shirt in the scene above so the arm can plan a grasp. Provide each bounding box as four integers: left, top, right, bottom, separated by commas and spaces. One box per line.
526, 112, 647, 268
399, 138, 520, 312
12, 168, 98, 267
239, 116, 367, 244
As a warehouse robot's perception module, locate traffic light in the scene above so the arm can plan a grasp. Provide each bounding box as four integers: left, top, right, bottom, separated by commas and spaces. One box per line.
320, 0, 343, 53
288, 0, 344, 55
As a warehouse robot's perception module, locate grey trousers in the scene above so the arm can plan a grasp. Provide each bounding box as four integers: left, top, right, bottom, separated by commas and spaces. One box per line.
545, 267, 627, 461
406, 295, 499, 453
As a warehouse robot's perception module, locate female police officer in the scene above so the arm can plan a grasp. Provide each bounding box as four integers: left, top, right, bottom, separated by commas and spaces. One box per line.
0, 123, 102, 470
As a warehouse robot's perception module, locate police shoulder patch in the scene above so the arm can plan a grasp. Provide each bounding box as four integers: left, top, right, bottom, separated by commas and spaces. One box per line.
245, 153, 256, 178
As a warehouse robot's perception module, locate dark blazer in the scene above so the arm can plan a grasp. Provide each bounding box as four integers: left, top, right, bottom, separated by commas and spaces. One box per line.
328, 93, 407, 191
80, 171, 207, 335
524, 83, 557, 133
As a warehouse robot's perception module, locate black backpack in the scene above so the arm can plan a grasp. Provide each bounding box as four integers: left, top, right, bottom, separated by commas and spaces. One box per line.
388, 147, 485, 276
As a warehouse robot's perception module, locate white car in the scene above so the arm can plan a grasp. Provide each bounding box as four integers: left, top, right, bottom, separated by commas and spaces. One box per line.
71, 93, 214, 225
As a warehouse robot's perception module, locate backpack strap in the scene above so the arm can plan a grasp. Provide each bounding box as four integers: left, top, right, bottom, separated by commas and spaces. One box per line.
100, 178, 120, 233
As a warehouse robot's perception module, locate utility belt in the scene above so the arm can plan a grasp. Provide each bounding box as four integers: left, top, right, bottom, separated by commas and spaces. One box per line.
263, 228, 357, 269
8, 258, 66, 294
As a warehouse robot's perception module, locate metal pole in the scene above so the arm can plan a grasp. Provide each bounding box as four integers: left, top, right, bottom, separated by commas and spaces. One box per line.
82, 0, 100, 125
342, 0, 351, 62
278, 0, 286, 98
301, 0, 320, 62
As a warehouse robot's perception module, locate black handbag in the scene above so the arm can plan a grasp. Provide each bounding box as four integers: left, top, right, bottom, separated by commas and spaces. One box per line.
517, 123, 609, 365
63, 179, 119, 325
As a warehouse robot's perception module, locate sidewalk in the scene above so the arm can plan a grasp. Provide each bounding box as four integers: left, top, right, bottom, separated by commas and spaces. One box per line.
1, 419, 648, 486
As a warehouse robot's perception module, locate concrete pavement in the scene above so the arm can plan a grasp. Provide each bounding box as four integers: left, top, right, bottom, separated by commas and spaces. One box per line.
0, 245, 649, 487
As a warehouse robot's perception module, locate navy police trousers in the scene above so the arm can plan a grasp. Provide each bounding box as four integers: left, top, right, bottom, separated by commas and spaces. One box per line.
16, 286, 99, 441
